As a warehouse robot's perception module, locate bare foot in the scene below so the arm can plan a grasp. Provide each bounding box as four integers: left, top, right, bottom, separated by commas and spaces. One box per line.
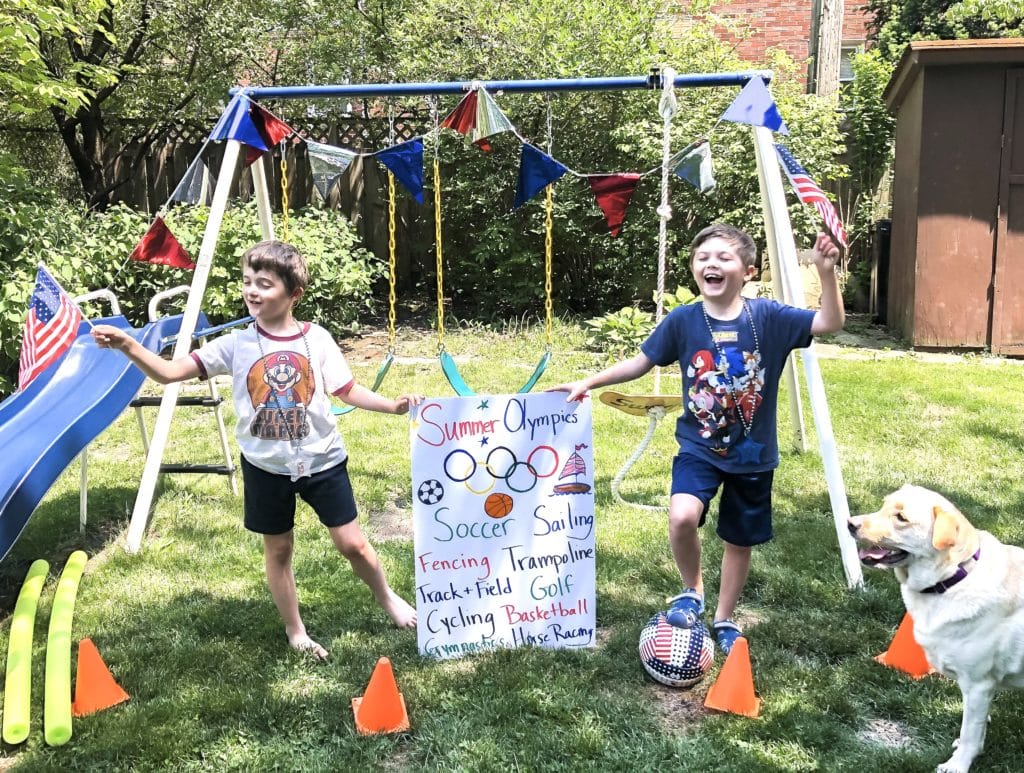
381, 591, 417, 628
289, 634, 329, 661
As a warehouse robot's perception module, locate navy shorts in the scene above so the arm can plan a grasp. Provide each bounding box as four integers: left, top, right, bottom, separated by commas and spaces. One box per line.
670, 453, 774, 546
240, 455, 358, 535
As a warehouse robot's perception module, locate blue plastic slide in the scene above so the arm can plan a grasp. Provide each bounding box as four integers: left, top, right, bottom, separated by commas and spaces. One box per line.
0, 315, 185, 562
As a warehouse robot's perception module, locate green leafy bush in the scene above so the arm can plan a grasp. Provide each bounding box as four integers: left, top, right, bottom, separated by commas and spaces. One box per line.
584, 306, 654, 360
0, 193, 379, 397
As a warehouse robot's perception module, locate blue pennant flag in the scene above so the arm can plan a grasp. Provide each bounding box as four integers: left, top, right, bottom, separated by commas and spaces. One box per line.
673, 140, 716, 194
207, 94, 269, 151
375, 139, 424, 204
514, 144, 568, 209
720, 77, 789, 135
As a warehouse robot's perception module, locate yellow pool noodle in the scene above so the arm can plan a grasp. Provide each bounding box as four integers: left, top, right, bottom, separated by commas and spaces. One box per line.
44, 550, 88, 747
2, 559, 50, 744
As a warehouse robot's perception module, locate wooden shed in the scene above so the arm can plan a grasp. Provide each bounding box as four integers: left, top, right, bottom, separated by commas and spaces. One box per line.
884, 39, 1024, 354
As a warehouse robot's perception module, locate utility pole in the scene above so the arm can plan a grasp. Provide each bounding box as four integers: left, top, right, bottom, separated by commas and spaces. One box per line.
814, 0, 844, 101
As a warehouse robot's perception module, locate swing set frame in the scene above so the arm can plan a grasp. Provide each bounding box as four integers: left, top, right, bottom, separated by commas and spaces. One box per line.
122, 70, 863, 589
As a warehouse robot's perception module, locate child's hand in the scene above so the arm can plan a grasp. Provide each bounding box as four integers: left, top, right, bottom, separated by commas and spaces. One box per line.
547, 381, 589, 403
92, 324, 131, 351
810, 232, 841, 274
394, 393, 425, 415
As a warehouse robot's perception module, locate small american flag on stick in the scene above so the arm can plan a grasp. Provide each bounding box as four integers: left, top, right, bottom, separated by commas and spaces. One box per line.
774, 143, 848, 249
18, 265, 86, 390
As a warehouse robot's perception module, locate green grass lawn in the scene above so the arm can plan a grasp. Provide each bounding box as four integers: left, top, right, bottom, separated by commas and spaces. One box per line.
2, 320, 1024, 771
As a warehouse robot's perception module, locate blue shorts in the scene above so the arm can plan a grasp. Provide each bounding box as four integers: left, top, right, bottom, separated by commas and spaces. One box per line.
240, 455, 358, 535
670, 453, 774, 546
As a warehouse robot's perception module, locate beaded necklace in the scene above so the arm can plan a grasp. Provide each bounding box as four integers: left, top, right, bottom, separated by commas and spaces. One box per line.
700, 298, 761, 438
255, 319, 313, 478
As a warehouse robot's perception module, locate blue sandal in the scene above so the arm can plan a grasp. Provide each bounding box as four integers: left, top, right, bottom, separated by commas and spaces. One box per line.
712, 619, 744, 655
665, 588, 704, 629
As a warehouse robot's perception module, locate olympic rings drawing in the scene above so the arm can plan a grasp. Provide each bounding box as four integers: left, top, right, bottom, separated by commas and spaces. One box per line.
442, 445, 560, 495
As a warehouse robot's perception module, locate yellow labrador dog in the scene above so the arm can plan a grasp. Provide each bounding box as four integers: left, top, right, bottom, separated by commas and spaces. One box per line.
848, 484, 1024, 773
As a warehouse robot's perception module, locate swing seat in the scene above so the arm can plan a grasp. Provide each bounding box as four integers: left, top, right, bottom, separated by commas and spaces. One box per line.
331, 352, 395, 416
598, 390, 683, 417
440, 349, 551, 397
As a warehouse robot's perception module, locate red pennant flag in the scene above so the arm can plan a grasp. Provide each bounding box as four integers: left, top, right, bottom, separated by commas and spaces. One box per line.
244, 104, 293, 166
589, 174, 641, 237
441, 91, 478, 135
129, 217, 195, 269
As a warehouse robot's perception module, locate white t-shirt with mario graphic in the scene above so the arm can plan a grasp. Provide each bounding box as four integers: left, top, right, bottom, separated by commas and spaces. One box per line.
191, 322, 354, 479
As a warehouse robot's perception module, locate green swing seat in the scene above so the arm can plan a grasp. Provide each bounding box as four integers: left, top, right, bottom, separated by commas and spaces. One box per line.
330, 352, 395, 416
439, 349, 551, 397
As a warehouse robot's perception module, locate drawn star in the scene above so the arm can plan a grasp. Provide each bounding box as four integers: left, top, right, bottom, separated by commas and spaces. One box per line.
479, 435, 490, 446
477, 399, 489, 409
733, 437, 764, 464
409, 418, 420, 430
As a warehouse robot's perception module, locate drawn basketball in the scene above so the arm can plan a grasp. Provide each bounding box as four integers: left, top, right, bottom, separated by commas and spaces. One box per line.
484, 492, 513, 519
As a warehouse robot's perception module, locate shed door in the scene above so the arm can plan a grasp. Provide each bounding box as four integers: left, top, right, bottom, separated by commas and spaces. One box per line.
992, 68, 1024, 355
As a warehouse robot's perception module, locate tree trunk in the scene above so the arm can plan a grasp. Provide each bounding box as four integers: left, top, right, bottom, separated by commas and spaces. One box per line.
815, 0, 844, 101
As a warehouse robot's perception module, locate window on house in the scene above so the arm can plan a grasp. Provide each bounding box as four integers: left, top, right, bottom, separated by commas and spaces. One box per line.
840, 42, 865, 82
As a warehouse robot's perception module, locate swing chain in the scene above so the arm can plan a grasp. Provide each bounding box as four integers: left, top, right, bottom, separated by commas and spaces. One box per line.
387, 171, 397, 355
279, 139, 290, 243
433, 156, 446, 353
544, 185, 554, 351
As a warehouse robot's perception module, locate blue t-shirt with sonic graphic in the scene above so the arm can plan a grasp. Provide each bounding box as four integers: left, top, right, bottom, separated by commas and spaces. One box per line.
641, 297, 815, 473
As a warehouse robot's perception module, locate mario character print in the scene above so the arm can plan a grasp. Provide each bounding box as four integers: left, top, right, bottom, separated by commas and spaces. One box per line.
246, 351, 313, 441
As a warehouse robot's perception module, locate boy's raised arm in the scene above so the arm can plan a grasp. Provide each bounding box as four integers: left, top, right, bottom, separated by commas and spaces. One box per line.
92, 324, 201, 384
549, 352, 656, 402
809, 232, 845, 336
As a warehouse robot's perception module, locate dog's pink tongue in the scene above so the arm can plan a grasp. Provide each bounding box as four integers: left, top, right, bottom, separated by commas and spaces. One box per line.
859, 547, 888, 561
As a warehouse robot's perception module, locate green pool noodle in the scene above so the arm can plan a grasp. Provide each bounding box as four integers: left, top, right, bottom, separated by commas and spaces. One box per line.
44, 550, 88, 747
2, 559, 50, 744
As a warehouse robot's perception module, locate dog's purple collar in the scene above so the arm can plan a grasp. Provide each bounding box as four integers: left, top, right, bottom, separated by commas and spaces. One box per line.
920, 548, 981, 594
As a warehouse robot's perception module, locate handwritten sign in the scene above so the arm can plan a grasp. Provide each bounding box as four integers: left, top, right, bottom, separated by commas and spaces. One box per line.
410, 392, 596, 659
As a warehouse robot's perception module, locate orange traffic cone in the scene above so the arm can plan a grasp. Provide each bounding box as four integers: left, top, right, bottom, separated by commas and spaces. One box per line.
351, 657, 410, 734
874, 612, 935, 679
72, 639, 130, 717
704, 637, 761, 718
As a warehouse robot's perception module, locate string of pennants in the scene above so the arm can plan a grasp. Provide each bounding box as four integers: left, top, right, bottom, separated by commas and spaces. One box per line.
129, 76, 847, 270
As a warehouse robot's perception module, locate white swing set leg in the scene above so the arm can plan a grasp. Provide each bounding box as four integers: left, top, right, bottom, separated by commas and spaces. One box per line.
752, 125, 863, 589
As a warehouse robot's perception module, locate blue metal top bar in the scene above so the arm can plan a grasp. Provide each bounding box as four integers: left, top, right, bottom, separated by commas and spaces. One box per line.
229, 71, 772, 100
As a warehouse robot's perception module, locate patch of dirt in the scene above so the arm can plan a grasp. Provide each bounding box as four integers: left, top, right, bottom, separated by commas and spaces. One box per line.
365, 498, 414, 542
646, 679, 710, 734
856, 718, 915, 749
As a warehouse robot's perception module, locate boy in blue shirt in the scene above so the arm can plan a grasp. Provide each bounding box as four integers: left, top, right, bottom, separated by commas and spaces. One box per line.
553, 224, 843, 653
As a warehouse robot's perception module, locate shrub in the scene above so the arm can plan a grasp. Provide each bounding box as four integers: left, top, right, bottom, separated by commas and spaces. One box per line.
0, 194, 379, 397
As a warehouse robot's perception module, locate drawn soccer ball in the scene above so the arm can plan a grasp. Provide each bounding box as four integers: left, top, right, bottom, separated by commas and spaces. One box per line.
417, 479, 444, 506
638, 612, 714, 687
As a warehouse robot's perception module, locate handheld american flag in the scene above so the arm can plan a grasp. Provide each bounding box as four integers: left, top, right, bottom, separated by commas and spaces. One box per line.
18, 265, 85, 390
774, 143, 848, 249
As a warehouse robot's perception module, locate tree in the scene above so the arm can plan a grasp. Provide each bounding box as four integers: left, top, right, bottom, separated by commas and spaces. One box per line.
866, 0, 1024, 62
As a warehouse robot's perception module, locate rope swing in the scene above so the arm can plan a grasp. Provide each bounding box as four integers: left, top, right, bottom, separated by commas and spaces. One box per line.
599, 68, 683, 512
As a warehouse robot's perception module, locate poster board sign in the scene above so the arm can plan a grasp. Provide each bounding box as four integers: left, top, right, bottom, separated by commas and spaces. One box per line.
410, 392, 596, 659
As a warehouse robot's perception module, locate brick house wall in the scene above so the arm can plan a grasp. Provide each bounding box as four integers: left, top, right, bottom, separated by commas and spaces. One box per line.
673, 2, 874, 87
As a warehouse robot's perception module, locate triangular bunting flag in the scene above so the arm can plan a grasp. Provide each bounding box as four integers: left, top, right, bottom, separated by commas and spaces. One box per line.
208, 93, 269, 150
588, 173, 641, 237
244, 104, 293, 167
474, 88, 514, 150
720, 77, 789, 135
170, 153, 212, 205
514, 144, 568, 209
441, 90, 479, 135
306, 139, 357, 201
375, 138, 424, 204
129, 217, 195, 269
673, 140, 716, 194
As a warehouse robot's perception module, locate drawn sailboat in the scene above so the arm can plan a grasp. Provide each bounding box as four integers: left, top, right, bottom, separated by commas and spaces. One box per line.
552, 444, 592, 495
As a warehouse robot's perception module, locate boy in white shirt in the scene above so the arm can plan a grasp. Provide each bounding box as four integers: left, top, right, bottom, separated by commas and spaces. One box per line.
94, 240, 421, 660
